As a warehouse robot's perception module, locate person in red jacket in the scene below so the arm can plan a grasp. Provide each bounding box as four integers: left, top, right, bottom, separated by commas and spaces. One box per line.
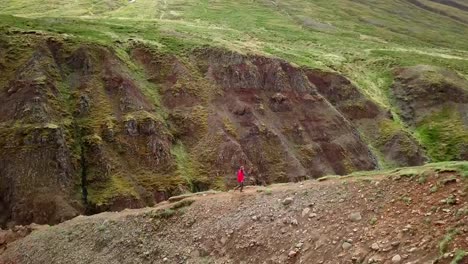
234, 166, 245, 192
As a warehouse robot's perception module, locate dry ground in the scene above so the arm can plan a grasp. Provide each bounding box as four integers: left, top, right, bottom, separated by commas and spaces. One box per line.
1, 166, 467, 264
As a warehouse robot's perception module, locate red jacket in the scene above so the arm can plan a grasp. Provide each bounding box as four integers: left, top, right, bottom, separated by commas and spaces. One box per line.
237, 169, 245, 183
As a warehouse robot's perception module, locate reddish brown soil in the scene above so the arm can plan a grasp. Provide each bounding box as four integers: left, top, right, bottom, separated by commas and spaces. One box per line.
1, 168, 466, 264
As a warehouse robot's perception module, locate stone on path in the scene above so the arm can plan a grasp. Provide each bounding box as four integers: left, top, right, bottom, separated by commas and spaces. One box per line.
348, 212, 362, 222
392, 254, 402, 263
302, 208, 310, 217
283, 197, 294, 205
342, 242, 352, 250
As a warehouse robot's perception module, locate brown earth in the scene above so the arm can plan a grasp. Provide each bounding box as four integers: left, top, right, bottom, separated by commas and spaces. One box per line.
0, 165, 467, 264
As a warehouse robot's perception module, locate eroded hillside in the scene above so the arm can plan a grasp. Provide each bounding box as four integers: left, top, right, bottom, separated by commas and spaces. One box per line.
1, 0, 468, 228
1, 29, 468, 228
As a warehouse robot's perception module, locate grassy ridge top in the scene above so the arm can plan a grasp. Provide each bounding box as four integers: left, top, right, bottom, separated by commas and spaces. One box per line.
2, 0, 468, 48
2, 0, 468, 49
1, 0, 468, 107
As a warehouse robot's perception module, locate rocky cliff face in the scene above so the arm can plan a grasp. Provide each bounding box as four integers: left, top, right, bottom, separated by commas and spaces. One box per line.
306, 70, 427, 167
0, 33, 464, 227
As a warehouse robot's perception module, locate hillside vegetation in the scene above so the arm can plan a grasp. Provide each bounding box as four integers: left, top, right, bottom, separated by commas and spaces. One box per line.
0, 0, 467, 227
2, 0, 468, 109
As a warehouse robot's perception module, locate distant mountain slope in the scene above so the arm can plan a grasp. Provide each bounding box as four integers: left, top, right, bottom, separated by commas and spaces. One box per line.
1, 0, 468, 48
407, 0, 468, 23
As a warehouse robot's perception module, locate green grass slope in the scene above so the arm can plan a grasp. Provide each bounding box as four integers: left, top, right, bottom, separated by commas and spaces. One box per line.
1, 0, 468, 105
1, 0, 467, 162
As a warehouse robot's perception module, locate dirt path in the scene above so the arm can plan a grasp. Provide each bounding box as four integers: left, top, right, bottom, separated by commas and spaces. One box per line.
1, 168, 467, 264
369, 48, 468, 61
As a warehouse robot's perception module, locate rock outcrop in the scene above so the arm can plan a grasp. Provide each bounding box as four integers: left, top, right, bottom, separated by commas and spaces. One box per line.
0, 34, 464, 227
392, 65, 468, 161
306, 70, 427, 167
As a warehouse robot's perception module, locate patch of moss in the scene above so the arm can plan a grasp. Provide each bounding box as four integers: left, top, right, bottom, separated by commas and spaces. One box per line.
253, 132, 288, 183
222, 117, 238, 139
295, 144, 316, 164
211, 176, 228, 191
170, 199, 195, 210
451, 250, 467, 264
424, 161, 468, 179
187, 132, 225, 190
378, 119, 401, 143
133, 169, 184, 191
151, 208, 176, 219
83, 134, 103, 145
171, 141, 209, 192
192, 105, 209, 132
439, 228, 460, 255
342, 153, 356, 175
456, 163, 468, 179
416, 108, 468, 162
87, 173, 139, 206
377, 119, 416, 153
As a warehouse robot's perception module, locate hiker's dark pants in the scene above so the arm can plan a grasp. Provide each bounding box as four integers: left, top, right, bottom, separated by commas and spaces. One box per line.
234, 182, 244, 192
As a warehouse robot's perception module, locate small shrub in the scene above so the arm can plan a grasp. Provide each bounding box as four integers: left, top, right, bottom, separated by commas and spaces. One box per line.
439, 229, 460, 254
401, 196, 412, 205
151, 208, 176, 219
160, 208, 176, 218
97, 224, 106, 232
451, 250, 467, 264
424, 217, 431, 225
400, 172, 417, 178
455, 207, 467, 218
417, 173, 429, 184
171, 199, 195, 210
445, 195, 456, 205
264, 189, 272, 195
456, 163, 468, 179
370, 216, 377, 226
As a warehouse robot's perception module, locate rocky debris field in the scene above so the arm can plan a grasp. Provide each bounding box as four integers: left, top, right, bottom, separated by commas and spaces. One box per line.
1, 164, 467, 264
